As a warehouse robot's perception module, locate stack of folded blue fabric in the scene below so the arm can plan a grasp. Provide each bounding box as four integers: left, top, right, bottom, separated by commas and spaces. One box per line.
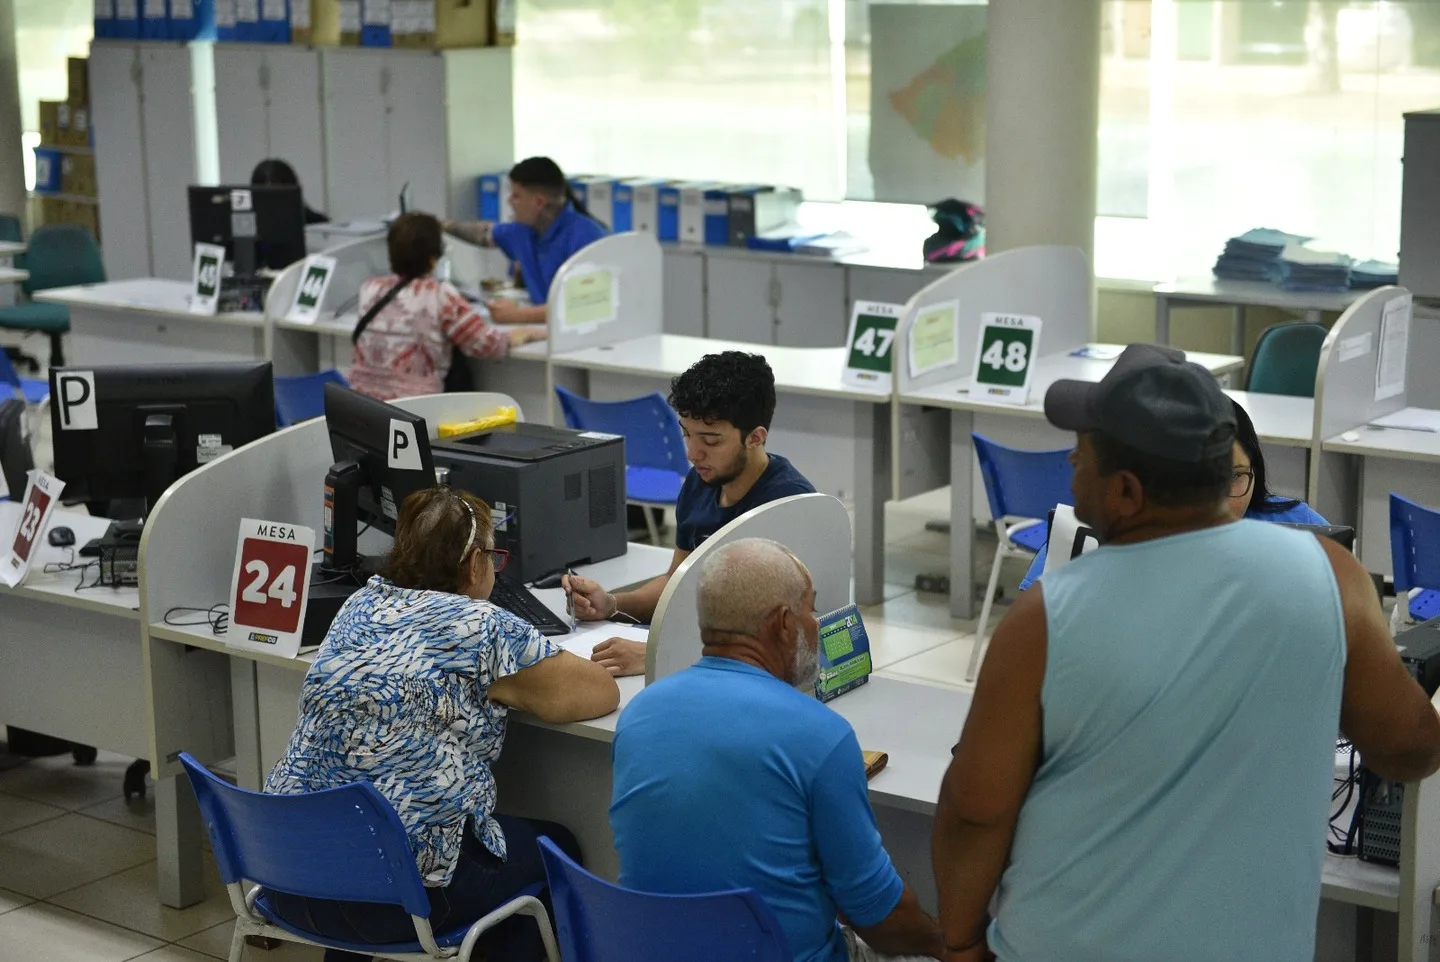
1276, 244, 1352, 292
1349, 260, 1399, 289
1213, 228, 1311, 282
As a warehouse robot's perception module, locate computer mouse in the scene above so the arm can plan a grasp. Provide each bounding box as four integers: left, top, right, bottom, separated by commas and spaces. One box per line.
532, 571, 567, 590
1342, 430, 1361, 443
48, 526, 75, 548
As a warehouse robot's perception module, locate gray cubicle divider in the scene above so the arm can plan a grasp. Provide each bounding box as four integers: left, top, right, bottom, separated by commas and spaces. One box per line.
264, 233, 391, 375
1308, 286, 1411, 527
139, 390, 524, 781
646, 493, 852, 684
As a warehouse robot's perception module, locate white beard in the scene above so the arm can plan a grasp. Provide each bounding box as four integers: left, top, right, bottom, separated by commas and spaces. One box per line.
791, 626, 819, 697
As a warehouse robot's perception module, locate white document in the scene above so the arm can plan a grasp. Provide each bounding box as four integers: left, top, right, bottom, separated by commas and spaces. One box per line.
557, 623, 650, 660
1369, 407, 1440, 433
1338, 332, 1372, 363
1375, 294, 1412, 402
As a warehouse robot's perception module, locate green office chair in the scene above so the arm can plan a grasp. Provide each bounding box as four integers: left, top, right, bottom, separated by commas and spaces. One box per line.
0, 214, 21, 243
1244, 321, 1328, 398
0, 223, 105, 369
0, 214, 29, 372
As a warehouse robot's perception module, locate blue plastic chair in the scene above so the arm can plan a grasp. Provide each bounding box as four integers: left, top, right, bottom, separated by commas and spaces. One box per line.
1245, 321, 1328, 398
537, 836, 789, 962
1390, 494, 1440, 630
554, 385, 688, 544
0, 347, 48, 406
274, 369, 348, 427
177, 752, 558, 962
0, 223, 106, 369
968, 433, 1075, 681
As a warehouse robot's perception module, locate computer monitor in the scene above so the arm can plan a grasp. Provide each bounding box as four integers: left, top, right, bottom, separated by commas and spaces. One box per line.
1275, 522, 1357, 552
188, 185, 307, 274
322, 383, 436, 570
48, 362, 276, 513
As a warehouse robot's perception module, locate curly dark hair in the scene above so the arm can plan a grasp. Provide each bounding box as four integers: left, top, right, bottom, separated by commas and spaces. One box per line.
668, 351, 777, 438
381, 487, 492, 595
387, 212, 444, 279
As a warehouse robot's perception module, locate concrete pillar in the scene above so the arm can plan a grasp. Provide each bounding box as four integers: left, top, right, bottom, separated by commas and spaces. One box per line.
0, 0, 25, 222
984, 0, 1102, 264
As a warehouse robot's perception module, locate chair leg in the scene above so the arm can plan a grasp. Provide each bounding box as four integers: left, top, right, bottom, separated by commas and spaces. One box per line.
227, 924, 246, 962
644, 505, 660, 545
965, 527, 1007, 684
48, 332, 65, 370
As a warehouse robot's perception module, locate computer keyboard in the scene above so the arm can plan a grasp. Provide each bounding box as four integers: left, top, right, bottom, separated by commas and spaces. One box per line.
488, 574, 570, 636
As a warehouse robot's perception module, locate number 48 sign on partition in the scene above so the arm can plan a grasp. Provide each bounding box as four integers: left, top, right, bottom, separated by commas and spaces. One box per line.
227, 518, 316, 659
971, 312, 1043, 405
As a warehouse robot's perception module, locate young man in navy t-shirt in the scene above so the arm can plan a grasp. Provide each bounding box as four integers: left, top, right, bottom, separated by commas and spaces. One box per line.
564, 351, 815, 677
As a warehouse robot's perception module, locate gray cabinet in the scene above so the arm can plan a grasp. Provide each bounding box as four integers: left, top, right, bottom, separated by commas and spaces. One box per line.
661, 246, 705, 337
706, 254, 775, 344
775, 260, 846, 347
90, 43, 151, 281
214, 45, 325, 208
701, 252, 850, 347
1400, 109, 1440, 299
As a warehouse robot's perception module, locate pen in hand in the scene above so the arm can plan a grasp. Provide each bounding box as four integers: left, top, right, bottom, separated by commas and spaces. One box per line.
565, 568, 577, 631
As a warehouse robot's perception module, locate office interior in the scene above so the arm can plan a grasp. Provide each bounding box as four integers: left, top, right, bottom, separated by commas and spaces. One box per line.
3, 1, 1440, 960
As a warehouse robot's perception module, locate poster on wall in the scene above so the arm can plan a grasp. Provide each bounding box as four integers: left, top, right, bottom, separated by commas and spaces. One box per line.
867, 4, 988, 206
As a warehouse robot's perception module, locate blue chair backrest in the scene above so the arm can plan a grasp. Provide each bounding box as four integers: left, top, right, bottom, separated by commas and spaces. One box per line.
554, 385, 687, 475
537, 837, 789, 962
274, 369, 348, 427
1245, 321, 1328, 397
21, 223, 105, 295
972, 433, 1074, 523
177, 752, 430, 916
1391, 494, 1440, 595
0, 349, 23, 393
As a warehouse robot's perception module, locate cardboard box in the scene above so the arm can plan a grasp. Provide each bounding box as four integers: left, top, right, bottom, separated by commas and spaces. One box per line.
292, 0, 343, 45
489, 0, 514, 45
62, 153, 98, 198
66, 58, 89, 108
436, 0, 490, 48
38, 101, 63, 147
65, 103, 91, 149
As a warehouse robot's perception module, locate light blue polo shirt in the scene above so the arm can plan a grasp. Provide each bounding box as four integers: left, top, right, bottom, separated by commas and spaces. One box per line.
610, 657, 904, 962
492, 202, 606, 305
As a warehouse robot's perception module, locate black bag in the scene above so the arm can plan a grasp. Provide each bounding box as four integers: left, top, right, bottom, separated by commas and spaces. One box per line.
0, 399, 33, 498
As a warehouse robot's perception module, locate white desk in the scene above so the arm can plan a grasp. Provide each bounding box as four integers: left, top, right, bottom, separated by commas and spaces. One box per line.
549, 333, 893, 605
34, 279, 266, 367
1154, 278, 1361, 354
899, 345, 1245, 618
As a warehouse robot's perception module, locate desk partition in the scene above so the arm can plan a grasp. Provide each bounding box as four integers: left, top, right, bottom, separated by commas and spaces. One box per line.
647, 493, 852, 684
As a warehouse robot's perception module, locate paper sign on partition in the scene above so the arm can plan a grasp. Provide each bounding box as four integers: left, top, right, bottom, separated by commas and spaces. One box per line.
970, 312, 1042, 405
1375, 294, 1412, 402
285, 255, 338, 324
906, 300, 960, 378
227, 518, 316, 659
189, 243, 226, 316
843, 301, 903, 391
1, 471, 65, 588
557, 265, 618, 332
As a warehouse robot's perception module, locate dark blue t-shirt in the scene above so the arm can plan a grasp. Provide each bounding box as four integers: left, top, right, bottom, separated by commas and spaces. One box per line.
674, 453, 815, 552
492, 202, 607, 305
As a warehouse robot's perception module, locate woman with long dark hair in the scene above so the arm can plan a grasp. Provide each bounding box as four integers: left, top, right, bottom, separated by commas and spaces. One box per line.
444, 156, 608, 325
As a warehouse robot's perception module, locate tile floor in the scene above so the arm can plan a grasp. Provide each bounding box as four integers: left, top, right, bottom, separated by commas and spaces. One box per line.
2, 374, 1027, 959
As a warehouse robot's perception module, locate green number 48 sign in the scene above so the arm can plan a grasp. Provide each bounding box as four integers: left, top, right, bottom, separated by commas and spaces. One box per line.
972, 312, 1043, 403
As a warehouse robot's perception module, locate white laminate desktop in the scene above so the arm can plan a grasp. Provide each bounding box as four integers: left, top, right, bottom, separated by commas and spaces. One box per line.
1321, 414, 1440, 574
1323, 416, 1440, 463
34, 278, 266, 366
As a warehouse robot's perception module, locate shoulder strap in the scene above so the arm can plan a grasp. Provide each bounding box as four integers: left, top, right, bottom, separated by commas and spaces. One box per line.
351, 275, 418, 345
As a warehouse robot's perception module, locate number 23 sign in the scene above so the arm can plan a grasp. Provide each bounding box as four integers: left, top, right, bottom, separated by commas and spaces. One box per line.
1, 471, 65, 588
228, 518, 316, 658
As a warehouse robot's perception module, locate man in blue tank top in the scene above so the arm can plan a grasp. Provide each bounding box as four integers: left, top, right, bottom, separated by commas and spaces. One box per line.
931, 344, 1440, 962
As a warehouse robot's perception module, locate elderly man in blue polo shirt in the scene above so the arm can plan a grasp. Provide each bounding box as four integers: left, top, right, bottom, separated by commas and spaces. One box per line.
610, 538, 944, 962
444, 156, 606, 325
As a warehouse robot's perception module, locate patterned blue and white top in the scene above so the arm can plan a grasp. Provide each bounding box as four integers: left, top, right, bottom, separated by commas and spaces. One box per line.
264, 576, 559, 886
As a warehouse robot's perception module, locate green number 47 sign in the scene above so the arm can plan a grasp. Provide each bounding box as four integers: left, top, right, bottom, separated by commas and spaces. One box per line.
843, 300, 903, 391
972, 312, 1043, 403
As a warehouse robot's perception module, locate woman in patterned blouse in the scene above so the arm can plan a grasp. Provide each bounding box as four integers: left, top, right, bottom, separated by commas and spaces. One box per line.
348, 213, 547, 401
264, 487, 618, 962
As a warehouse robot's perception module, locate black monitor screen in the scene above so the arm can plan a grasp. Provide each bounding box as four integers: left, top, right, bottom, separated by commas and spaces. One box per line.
188, 185, 307, 272
323, 383, 436, 534
48, 362, 275, 508
1275, 522, 1357, 552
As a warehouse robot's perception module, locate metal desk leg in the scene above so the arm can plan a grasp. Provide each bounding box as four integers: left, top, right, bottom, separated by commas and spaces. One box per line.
1154, 295, 1171, 345
231, 659, 263, 791
949, 411, 976, 620
853, 401, 890, 606
1230, 304, 1245, 357
155, 773, 206, 909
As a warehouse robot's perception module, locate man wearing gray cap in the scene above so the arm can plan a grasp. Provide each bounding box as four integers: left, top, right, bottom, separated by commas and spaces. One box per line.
930, 344, 1440, 962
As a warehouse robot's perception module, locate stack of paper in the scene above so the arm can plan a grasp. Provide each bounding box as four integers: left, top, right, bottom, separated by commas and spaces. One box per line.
1350, 260, 1399, 289
1213, 228, 1310, 282
1277, 244, 1352, 292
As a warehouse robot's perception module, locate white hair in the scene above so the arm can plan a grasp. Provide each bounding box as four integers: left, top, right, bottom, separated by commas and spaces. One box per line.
696, 538, 810, 636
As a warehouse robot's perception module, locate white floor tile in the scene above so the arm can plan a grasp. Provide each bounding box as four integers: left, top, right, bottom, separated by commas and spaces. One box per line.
0, 752, 136, 812
0, 812, 154, 899
0, 886, 34, 916
81, 793, 157, 837
49, 859, 234, 942
0, 790, 67, 834
864, 588, 980, 635
876, 637, 981, 692
128, 946, 221, 962
864, 621, 961, 671
0, 902, 162, 962
180, 921, 324, 961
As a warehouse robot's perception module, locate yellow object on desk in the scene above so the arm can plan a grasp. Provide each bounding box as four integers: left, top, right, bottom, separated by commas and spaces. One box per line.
438, 407, 518, 438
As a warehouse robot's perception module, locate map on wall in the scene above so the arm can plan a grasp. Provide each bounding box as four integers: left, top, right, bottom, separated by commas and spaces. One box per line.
869, 4, 987, 206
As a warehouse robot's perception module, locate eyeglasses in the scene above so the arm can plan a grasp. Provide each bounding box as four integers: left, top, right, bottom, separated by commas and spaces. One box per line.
485, 547, 509, 573
1230, 469, 1254, 499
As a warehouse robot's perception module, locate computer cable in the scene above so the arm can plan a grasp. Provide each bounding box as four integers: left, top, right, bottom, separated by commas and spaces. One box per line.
163, 603, 230, 636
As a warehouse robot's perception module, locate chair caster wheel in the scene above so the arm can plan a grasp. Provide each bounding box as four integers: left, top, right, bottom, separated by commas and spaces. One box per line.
72, 745, 98, 766
123, 759, 150, 802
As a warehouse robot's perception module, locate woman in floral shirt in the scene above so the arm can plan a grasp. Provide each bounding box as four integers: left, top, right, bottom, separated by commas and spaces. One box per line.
264, 487, 618, 961
348, 213, 546, 401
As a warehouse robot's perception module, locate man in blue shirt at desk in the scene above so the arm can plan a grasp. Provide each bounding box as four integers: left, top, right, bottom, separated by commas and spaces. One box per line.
931, 344, 1440, 962
565, 351, 815, 676
443, 156, 606, 325
610, 538, 943, 962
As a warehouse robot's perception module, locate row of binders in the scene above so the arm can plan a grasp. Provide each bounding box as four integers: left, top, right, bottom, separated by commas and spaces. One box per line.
479, 174, 806, 250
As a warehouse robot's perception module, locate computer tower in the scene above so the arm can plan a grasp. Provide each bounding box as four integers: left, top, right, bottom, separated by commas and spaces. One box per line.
432, 423, 626, 583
